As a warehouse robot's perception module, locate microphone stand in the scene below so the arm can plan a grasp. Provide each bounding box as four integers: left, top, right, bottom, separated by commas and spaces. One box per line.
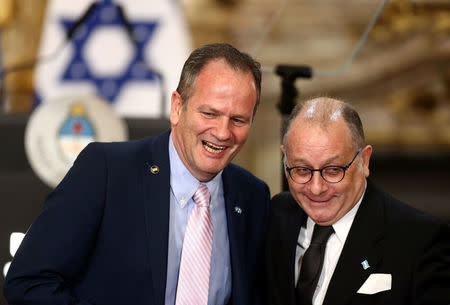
275, 64, 312, 191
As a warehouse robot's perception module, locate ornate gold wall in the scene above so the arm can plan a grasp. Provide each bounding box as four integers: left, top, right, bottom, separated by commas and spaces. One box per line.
182, 0, 450, 192
1, 0, 449, 193
0, 0, 47, 112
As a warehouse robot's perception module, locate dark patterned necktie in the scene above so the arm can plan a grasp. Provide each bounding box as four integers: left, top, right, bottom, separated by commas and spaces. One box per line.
295, 225, 334, 305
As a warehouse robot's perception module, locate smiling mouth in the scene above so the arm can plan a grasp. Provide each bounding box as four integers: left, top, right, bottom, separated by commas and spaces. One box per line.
202, 140, 226, 154
308, 197, 332, 204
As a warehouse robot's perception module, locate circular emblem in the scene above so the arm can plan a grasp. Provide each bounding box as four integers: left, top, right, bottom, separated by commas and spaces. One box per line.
25, 95, 128, 188
149, 165, 160, 175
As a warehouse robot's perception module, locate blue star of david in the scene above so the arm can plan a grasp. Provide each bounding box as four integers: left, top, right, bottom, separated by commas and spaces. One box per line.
59, 0, 159, 102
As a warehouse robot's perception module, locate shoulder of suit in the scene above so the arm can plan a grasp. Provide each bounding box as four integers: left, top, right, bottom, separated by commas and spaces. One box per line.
76, 133, 168, 170
270, 192, 300, 214
225, 163, 269, 190
271, 191, 293, 203
85, 133, 163, 155
367, 180, 449, 234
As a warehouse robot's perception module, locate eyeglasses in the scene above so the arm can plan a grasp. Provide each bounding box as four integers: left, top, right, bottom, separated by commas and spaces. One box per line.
285, 149, 361, 184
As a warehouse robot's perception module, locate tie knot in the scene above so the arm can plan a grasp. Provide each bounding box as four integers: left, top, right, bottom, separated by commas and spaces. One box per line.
310, 225, 334, 245
193, 184, 210, 207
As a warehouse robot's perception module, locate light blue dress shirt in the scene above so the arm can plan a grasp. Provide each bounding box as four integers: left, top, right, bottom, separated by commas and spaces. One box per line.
164, 135, 232, 305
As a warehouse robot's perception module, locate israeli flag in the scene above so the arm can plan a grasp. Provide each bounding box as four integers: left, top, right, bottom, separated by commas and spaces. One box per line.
34, 0, 191, 118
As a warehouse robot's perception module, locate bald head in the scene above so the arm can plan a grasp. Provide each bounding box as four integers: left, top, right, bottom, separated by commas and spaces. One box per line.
283, 97, 365, 149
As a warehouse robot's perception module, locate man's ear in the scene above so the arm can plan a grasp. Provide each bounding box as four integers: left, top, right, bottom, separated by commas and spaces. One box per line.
280, 145, 290, 179
169, 91, 183, 125
361, 144, 372, 178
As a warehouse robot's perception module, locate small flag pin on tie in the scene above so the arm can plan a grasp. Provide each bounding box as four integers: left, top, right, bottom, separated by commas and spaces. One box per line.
361, 260, 370, 270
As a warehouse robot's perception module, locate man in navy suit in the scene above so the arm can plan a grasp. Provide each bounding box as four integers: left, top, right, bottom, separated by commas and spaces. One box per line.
4, 43, 270, 305
265, 97, 450, 305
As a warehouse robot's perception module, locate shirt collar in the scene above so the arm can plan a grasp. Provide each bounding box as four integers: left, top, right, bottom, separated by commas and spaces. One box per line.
169, 133, 223, 208
306, 179, 367, 245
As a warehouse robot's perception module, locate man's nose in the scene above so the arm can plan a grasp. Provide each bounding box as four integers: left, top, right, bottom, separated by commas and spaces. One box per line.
309, 171, 327, 195
213, 118, 232, 141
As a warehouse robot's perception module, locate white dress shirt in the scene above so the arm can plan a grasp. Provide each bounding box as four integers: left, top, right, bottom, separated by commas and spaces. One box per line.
295, 181, 367, 305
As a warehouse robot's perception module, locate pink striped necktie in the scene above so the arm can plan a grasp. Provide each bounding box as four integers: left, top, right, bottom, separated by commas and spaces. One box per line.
175, 184, 213, 305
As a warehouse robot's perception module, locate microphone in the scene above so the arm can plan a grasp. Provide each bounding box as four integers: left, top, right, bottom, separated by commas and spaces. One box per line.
275, 65, 312, 82
116, 4, 136, 46
275, 64, 312, 115
66, 2, 99, 40
0, 2, 100, 110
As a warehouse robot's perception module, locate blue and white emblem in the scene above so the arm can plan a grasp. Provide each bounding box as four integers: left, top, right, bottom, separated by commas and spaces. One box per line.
58, 103, 96, 163
361, 260, 370, 270
25, 95, 128, 188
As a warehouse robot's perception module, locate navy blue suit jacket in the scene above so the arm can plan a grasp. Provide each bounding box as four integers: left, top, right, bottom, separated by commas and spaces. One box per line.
4, 131, 270, 305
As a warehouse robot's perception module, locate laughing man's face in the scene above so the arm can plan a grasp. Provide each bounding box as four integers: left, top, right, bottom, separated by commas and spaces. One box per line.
170, 59, 257, 182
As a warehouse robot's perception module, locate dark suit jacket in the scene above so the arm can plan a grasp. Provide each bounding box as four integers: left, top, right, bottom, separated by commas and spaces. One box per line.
265, 180, 450, 305
4, 131, 270, 305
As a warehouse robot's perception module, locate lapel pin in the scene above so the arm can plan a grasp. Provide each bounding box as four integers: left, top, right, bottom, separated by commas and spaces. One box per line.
234, 206, 242, 215
149, 164, 160, 175
361, 260, 370, 270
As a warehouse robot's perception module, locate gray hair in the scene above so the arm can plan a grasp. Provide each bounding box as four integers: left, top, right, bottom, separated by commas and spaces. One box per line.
176, 43, 262, 116
283, 97, 365, 149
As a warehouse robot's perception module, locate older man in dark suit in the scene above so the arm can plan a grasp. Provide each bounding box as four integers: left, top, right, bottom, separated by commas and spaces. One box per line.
265, 97, 450, 305
4, 43, 270, 305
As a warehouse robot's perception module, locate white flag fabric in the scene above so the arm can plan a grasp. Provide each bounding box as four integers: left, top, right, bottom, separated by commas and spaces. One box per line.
34, 0, 192, 118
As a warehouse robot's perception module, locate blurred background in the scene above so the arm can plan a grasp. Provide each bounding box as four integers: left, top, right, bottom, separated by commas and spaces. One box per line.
0, 0, 449, 303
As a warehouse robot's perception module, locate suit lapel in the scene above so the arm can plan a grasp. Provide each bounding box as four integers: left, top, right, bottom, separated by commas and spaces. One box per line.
323, 181, 386, 305
279, 195, 306, 305
142, 131, 171, 305
222, 167, 248, 304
